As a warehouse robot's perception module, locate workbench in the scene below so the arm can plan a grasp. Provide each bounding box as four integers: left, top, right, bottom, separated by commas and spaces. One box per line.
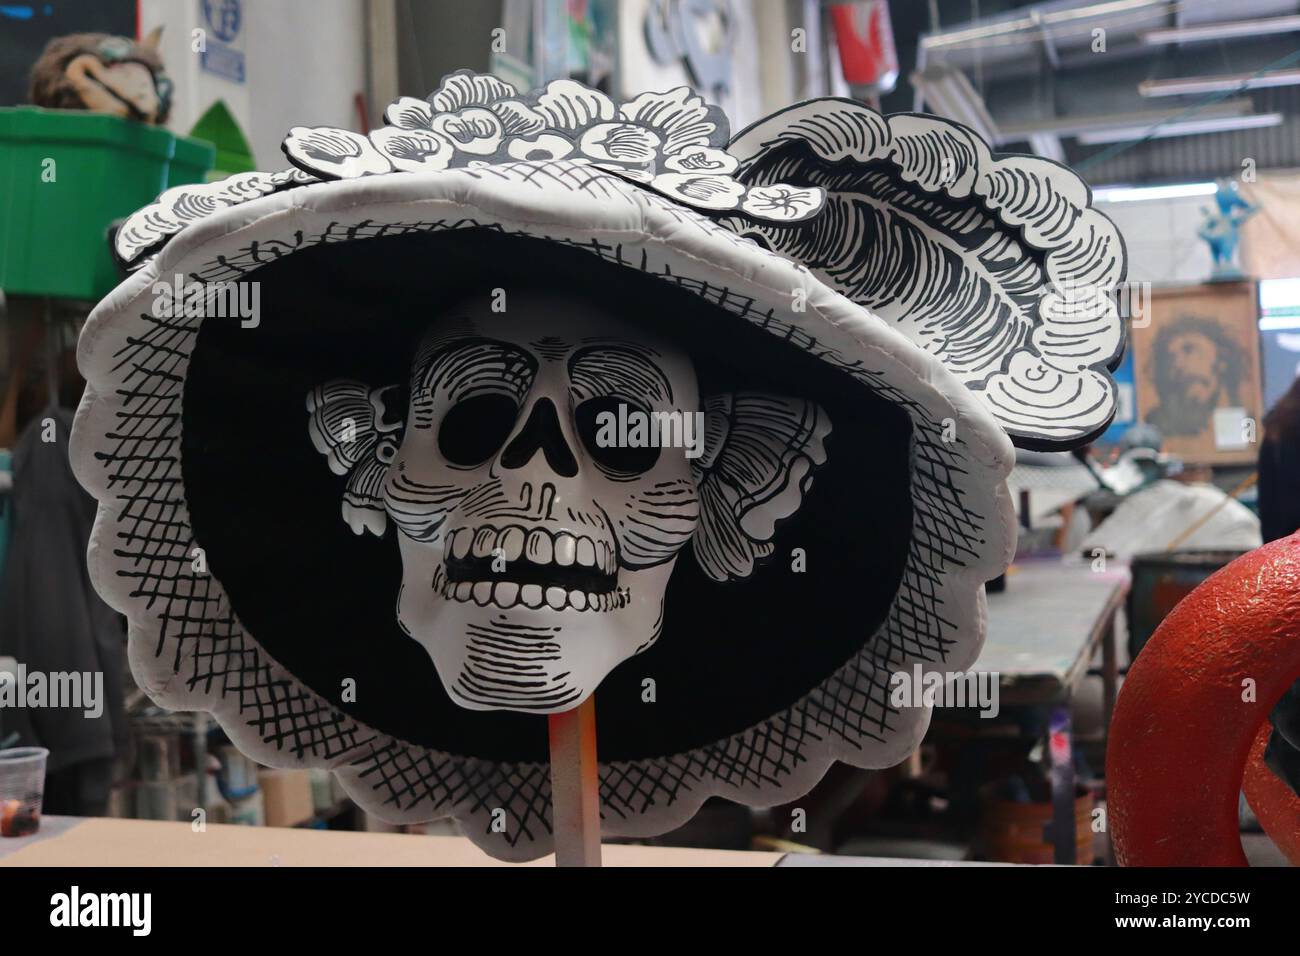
977, 558, 1129, 864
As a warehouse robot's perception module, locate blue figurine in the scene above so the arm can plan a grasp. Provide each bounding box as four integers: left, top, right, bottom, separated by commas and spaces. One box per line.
1199, 179, 1256, 279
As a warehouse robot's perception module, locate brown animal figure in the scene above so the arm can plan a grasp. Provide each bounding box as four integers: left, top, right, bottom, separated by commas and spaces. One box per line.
28, 27, 172, 125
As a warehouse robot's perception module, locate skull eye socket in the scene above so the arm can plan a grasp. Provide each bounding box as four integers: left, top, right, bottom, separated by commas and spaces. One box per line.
575, 397, 661, 475
438, 393, 519, 466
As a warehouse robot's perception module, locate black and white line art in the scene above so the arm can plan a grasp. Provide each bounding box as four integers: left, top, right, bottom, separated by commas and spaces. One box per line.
72, 72, 1124, 860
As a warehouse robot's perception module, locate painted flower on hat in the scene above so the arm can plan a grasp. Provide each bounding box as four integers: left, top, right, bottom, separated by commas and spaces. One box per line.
651, 173, 746, 210
740, 184, 824, 221
664, 144, 739, 175
579, 122, 662, 166
505, 133, 574, 162
278, 70, 824, 224
368, 127, 454, 172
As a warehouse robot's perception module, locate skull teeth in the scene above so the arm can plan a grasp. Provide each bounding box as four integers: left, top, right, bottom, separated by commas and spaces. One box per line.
443, 526, 616, 573
500, 527, 525, 561
433, 573, 629, 613
526, 530, 553, 565
432, 549, 626, 612
472, 528, 496, 557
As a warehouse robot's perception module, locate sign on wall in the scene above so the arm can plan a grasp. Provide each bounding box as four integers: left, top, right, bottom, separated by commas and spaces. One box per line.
198, 0, 245, 84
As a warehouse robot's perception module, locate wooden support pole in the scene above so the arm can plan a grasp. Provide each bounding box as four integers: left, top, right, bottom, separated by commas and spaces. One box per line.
547, 694, 601, 867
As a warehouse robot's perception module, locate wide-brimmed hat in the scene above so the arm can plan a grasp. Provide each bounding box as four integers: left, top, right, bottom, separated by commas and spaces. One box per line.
72, 71, 1124, 860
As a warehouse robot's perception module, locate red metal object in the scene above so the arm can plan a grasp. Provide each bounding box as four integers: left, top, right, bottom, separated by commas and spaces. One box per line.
829, 2, 898, 97
1107, 533, 1300, 865
1244, 720, 1300, 864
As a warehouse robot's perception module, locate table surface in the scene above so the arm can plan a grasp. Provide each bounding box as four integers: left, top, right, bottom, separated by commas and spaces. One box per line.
0, 816, 1023, 866
978, 559, 1128, 699
0, 816, 782, 867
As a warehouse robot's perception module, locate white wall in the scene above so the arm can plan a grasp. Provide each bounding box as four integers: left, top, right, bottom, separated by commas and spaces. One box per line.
140, 0, 366, 169
143, 0, 819, 168
618, 0, 800, 134
1094, 194, 1215, 286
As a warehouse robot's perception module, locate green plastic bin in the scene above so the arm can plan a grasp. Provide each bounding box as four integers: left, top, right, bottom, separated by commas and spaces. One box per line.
169, 132, 220, 188
0, 107, 215, 300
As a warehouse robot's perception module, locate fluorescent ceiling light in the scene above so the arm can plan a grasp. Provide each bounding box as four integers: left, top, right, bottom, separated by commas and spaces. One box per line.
922, 0, 1162, 50
1140, 69, 1300, 97
1091, 182, 1217, 203
1076, 112, 1283, 144
1142, 14, 1300, 45
1259, 280, 1300, 330
1260, 278, 1300, 311
998, 99, 1254, 141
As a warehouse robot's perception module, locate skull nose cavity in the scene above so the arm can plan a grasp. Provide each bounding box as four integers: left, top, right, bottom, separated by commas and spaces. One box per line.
501, 397, 579, 477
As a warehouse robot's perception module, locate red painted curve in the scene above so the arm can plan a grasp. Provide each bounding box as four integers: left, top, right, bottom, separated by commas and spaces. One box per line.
1107, 533, 1300, 866
1243, 721, 1300, 865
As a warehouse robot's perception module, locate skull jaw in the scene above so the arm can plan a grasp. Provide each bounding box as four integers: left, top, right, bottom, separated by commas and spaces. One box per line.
395, 535, 676, 714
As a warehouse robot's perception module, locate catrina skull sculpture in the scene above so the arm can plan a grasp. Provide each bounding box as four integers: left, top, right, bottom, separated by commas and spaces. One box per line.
73, 70, 1126, 860
307, 292, 827, 712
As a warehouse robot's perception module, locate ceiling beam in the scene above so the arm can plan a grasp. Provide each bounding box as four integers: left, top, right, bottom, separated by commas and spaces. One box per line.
996, 98, 1256, 141
1141, 14, 1300, 45
1139, 68, 1300, 97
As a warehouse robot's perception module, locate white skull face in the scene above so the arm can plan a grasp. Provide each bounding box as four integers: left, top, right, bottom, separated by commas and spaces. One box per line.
306, 287, 832, 715
384, 290, 702, 712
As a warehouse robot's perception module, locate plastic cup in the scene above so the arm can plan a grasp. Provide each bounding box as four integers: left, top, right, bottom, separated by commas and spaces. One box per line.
0, 747, 48, 837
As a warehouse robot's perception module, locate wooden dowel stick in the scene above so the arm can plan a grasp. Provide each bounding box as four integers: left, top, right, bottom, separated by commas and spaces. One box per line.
1164, 472, 1258, 551
547, 694, 601, 867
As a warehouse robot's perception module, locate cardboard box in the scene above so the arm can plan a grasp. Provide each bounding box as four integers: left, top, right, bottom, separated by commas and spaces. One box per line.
258, 769, 315, 828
